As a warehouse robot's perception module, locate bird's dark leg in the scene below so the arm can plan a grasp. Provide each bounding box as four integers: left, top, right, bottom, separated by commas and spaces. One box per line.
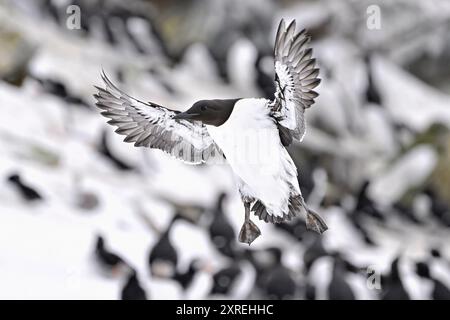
238, 201, 261, 245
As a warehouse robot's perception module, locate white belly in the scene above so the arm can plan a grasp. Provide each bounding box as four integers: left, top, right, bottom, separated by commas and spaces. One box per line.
207, 98, 300, 217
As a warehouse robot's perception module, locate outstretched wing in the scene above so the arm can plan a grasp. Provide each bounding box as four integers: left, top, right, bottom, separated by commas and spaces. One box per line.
93, 71, 221, 164
271, 19, 320, 146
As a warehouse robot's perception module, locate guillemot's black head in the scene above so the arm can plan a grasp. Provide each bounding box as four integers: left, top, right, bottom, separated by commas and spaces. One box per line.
415, 261, 431, 279
173, 99, 239, 126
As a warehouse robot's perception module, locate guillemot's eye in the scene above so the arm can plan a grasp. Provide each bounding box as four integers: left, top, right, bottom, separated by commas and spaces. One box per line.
200, 105, 207, 111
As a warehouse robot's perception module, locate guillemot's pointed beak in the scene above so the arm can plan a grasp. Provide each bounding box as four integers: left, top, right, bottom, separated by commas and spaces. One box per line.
173, 112, 200, 120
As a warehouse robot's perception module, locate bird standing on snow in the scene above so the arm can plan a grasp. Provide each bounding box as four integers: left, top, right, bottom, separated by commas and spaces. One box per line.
94, 235, 128, 278
415, 261, 450, 300
262, 247, 297, 300
209, 263, 242, 297
121, 269, 148, 300
7, 173, 43, 202
94, 19, 327, 244
328, 254, 356, 300
381, 256, 410, 300
172, 259, 206, 292
208, 193, 238, 258
148, 216, 178, 278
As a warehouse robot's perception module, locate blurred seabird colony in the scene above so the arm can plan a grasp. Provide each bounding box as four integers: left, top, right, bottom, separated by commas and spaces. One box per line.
0, 0, 450, 299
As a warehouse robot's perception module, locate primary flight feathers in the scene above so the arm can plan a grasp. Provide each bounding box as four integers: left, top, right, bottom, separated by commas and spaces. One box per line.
271, 19, 320, 143
94, 70, 221, 164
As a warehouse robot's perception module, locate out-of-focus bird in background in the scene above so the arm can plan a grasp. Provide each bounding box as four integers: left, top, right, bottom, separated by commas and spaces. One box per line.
94, 235, 129, 278
209, 263, 241, 298
148, 215, 179, 278
208, 192, 238, 259
380, 256, 410, 300
121, 269, 148, 300
7, 173, 43, 202
262, 247, 297, 300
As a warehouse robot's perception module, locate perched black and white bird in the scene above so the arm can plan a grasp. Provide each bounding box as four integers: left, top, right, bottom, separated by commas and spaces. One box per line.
327, 255, 356, 300
245, 247, 288, 292
209, 263, 242, 297
7, 173, 43, 202
306, 253, 366, 300
303, 236, 328, 274
208, 193, 238, 258
98, 130, 136, 171
94, 235, 128, 277
381, 256, 410, 300
94, 19, 327, 244
364, 54, 382, 106
172, 259, 206, 291
262, 247, 297, 300
29, 75, 91, 110
148, 216, 178, 278
353, 180, 385, 221
121, 269, 148, 300
415, 261, 450, 300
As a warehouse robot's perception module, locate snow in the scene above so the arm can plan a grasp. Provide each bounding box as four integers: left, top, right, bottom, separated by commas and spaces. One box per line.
369, 145, 438, 206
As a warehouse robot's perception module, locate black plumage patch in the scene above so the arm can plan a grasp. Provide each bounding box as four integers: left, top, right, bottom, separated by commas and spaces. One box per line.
277, 123, 294, 147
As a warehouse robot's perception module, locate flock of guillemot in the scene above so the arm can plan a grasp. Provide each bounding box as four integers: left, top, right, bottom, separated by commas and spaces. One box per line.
2, 0, 450, 300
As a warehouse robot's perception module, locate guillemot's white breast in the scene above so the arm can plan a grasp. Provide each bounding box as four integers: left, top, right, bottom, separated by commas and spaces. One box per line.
206, 98, 300, 218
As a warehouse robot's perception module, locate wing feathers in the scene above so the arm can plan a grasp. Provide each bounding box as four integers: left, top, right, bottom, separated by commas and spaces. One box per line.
270, 19, 321, 146
93, 71, 221, 164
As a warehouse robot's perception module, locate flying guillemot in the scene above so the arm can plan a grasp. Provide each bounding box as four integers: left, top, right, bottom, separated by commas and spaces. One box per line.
93, 19, 328, 245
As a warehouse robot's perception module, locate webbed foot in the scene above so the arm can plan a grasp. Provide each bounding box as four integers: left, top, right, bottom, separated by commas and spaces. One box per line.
306, 208, 328, 234
238, 219, 261, 245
